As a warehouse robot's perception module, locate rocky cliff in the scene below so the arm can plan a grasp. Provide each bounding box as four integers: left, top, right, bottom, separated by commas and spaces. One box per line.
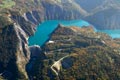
15, 0, 120, 30
8, 0, 120, 30
0, 16, 30, 79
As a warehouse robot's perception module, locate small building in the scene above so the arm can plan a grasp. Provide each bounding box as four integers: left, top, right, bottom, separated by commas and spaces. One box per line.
48, 40, 55, 44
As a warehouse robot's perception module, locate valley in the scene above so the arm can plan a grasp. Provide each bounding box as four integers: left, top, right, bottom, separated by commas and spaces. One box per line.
0, 0, 120, 79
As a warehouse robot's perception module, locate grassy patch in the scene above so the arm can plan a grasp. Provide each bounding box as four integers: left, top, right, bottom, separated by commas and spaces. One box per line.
0, 0, 15, 9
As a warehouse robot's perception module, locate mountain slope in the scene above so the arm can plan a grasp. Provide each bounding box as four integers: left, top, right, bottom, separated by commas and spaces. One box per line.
84, 0, 120, 30
1, 0, 118, 30
0, 11, 34, 79
13, 0, 120, 29
74, 0, 104, 12
29, 25, 120, 80
0, 22, 29, 79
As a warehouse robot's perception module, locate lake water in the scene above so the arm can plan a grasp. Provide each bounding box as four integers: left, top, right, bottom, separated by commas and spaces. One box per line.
28, 20, 90, 46
98, 30, 120, 38
28, 20, 120, 46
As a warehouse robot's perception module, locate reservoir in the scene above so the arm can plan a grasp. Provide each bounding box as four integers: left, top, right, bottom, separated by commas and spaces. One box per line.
98, 30, 120, 38
28, 20, 90, 46
28, 20, 120, 46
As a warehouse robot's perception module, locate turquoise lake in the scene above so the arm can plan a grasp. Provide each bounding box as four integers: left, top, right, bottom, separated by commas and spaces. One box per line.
98, 30, 120, 38
28, 20, 120, 46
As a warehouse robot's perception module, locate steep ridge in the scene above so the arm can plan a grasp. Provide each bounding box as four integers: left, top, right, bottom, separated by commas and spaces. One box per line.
0, 2, 40, 78
0, 21, 29, 79
0, 6, 34, 79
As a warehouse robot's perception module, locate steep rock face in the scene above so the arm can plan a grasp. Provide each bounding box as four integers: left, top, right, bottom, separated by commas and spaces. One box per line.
0, 9, 32, 79
9, 0, 120, 30
0, 5, 41, 79
41, 0, 87, 20
10, 11, 35, 36
0, 23, 30, 79
11, 0, 88, 22
15, 0, 120, 30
